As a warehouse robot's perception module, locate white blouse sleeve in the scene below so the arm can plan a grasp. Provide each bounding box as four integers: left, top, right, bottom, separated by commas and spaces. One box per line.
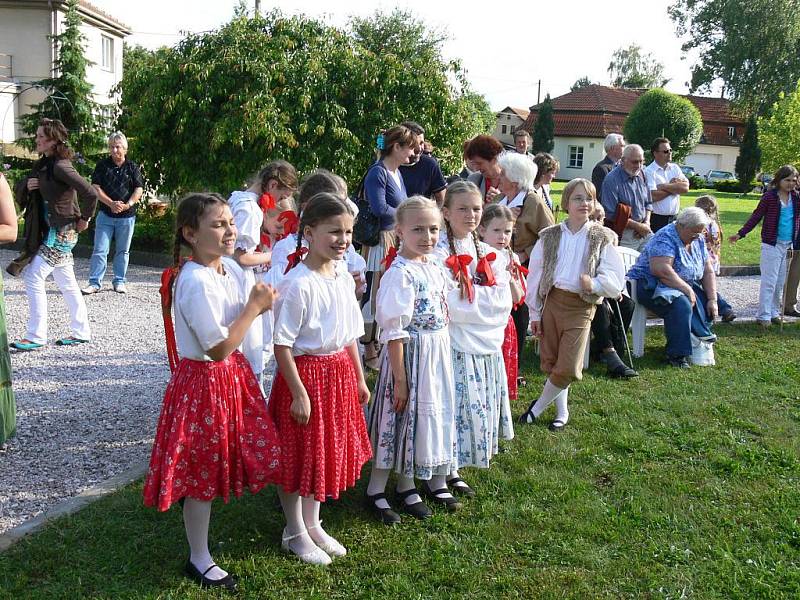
233, 202, 262, 252
591, 243, 626, 298
525, 240, 545, 320
376, 266, 415, 343
272, 279, 307, 347
177, 273, 230, 352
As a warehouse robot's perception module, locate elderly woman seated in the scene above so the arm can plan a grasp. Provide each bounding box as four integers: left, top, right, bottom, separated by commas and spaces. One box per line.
626, 207, 718, 368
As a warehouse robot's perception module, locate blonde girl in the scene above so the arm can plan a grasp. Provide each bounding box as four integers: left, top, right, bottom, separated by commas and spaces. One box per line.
695, 195, 735, 322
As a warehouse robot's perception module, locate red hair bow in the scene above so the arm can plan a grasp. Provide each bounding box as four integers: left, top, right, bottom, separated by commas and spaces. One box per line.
278, 210, 299, 236
476, 252, 497, 287
258, 192, 276, 212
260, 233, 272, 249
445, 253, 474, 303
381, 246, 398, 270
284, 246, 308, 274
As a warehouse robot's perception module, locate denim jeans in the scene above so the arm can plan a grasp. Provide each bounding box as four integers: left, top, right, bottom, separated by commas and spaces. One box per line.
88, 212, 136, 287
635, 279, 713, 358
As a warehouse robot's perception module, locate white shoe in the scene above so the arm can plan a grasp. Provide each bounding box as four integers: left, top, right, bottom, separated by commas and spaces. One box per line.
280, 529, 331, 565
307, 523, 347, 557
113, 283, 127, 293
81, 285, 100, 295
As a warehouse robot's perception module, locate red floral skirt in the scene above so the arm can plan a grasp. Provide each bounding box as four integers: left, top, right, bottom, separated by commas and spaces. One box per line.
268, 350, 372, 501
143, 351, 281, 512
502, 315, 519, 400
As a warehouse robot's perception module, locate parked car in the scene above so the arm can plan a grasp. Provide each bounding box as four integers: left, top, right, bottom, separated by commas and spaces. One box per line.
704, 170, 734, 186
757, 172, 772, 191
680, 165, 696, 177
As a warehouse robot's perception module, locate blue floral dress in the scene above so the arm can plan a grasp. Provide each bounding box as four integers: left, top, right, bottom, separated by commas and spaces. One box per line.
368, 256, 455, 479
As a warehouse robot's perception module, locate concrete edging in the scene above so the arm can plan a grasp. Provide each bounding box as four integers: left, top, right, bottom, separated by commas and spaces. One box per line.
0, 461, 148, 553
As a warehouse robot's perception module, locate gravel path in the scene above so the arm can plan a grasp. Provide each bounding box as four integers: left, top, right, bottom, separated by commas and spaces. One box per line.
0, 248, 784, 535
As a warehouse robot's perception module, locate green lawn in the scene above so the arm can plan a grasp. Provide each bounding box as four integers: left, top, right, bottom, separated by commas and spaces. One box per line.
550, 182, 763, 266
2, 323, 799, 599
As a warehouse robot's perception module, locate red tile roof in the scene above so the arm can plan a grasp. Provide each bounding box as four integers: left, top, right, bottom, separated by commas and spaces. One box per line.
498, 106, 530, 120
520, 85, 744, 147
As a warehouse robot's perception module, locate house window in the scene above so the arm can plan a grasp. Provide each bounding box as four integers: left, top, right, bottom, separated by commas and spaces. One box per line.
510, 125, 515, 135
501, 125, 507, 134
727, 126, 735, 137
101, 35, 114, 71
568, 145, 584, 168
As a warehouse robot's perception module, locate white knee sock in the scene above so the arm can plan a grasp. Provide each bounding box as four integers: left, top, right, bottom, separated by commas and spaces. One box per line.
183, 499, 227, 580
428, 474, 455, 500
553, 387, 570, 425
532, 379, 564, 418
366, 466, 391, 509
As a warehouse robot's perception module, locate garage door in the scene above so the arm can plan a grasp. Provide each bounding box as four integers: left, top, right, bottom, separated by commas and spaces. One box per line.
684, 153, 719, 176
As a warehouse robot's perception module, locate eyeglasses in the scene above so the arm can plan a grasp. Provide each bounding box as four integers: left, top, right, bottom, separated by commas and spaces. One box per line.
658, 148, 673, 153
569, 196, 593, 204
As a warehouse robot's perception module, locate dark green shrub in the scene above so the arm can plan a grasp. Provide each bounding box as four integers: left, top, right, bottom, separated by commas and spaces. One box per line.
688, 175, 706, 189
713, 179, 742, 193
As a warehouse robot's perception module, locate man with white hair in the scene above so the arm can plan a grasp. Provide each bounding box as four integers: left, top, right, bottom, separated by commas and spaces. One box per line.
601, 144, 653, 251
82, 132, 143, 295
592, 133, 625, 202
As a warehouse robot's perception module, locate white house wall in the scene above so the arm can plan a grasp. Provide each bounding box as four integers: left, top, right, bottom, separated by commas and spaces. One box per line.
494, 112, 526, 146
551, 136, 605, 181
683, 144, 739, 177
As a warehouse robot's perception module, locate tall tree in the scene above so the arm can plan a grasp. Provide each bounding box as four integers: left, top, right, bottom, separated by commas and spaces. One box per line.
570, 76, 592, 92
623, 89, 702, 163
20, 0, 106, 158
734, 116, 761, 192
607, 44, 669, 89
669, 0, 800, 115
758, 82, 800, 173
531, 94, 554, 153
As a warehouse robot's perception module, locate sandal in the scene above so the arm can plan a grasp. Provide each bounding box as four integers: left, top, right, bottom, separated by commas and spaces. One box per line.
396, 487, 432, 520
518, 399, 538, 425
55, 337, 90, 346
10, 339, 44, 352
421, 482, 462, 512
446, 476, 476, 498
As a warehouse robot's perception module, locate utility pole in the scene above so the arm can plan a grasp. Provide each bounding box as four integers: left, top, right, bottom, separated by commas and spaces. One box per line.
255, 0, 261, 13
537, 79, 541, 105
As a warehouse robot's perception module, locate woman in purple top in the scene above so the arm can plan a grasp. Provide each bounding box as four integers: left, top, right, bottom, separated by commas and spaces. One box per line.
360, 125, 415, 367
729, 165, 800, 327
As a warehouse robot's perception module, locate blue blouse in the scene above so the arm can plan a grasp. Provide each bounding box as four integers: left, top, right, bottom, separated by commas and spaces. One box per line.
627, 222, 708, 289
364, 160, 407, 231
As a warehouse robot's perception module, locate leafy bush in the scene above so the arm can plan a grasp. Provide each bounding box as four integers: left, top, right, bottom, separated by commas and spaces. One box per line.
129, 204, 175, 254
713, 179, 742, 193
688, 175, 707, 189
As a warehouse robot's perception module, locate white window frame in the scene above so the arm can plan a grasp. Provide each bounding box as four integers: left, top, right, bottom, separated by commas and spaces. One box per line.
568, 145, 584, 168
101, 35, 114, 71
727, 126, 735, 137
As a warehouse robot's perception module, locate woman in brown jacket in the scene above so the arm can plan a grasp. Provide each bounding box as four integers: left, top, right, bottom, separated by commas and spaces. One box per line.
11, 119, 97, 351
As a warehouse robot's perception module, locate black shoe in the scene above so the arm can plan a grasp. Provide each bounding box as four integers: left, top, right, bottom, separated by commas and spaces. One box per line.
548, 420, 568, 432
446, 476, 476, 498
519, 400, 538, 425
365, 492, 401, 525
666, 356, 690, 369
771, 317, 782, 325
395, 488, 432, 520
608, 362, 639, 378
784, 308, 800, 318
184, 560, 238, 592
721, 311, 737, 323
421, 482, 463, 512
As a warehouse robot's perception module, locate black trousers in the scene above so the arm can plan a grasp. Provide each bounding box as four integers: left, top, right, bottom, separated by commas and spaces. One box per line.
650, 213, 676, 233
511, 301, 529, 368
590, 295, 635, 354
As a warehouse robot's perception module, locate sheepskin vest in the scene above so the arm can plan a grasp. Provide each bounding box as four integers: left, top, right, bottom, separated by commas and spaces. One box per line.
537, 221, 618, 306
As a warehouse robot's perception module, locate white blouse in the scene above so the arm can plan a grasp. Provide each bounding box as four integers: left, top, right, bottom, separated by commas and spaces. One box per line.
228, 190, 262, 253
498, 190, 526, 210
376, 257, 448, 343
525, 221, 626, 321
267, 233, 363, 287
434, 234, 511, 355
174, 261, 244, 362
273, 263, 364, 356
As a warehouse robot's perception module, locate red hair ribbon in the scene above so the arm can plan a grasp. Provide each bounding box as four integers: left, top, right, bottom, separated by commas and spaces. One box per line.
258, 192, 276, 212
284, 246, 308, 274
260, 233, 272, 249
445, 253, 474, 303
476, 252, 497, 287
277, 210, 299, 236
512, 262, 529, 308
381, 246, 398, 270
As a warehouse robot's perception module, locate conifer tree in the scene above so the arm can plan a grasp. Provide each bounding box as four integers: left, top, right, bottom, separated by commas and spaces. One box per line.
532, 94, 555, 153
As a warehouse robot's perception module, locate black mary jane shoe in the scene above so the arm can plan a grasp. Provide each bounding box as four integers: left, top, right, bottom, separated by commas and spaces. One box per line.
185, 560, 239, 592
365, 492, 401, 525
446, 476, 476, 498
396, 488, 432, 520
518, 400, 538, 425
548, 420, 568, 432
421, 482, 463, 512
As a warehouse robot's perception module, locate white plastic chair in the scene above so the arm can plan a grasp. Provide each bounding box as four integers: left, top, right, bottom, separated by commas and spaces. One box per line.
616, 247, 646, 358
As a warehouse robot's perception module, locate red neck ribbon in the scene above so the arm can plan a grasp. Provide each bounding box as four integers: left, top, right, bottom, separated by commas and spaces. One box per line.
277, 211, 299, 239
476, 252, 497, 287
284, 246, 308, 274
381, 246, 398, 269
512, 261, 529, 308
445, 253, 474, 303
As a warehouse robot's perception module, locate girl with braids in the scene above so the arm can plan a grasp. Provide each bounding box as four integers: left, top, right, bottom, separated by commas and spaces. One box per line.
432, 180, 513, 499
695, 195, 736, 322
366, 196, 458, 525
227, 160, 297, 380
144, 193, 281, 592
268, 192, 372, 565
12, 118, 98, 351
479, 203, 526, 403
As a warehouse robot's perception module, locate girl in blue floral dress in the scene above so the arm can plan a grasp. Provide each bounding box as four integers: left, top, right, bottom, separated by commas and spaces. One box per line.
366, 196, 458, 524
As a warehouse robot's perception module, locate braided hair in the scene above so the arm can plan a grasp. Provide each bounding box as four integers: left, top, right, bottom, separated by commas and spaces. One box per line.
288, 192, 354, 271
443, 181, 484, 299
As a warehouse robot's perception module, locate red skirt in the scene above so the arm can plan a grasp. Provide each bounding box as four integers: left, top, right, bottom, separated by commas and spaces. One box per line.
143, 351, 281, 512
502, 315, 519, 400
268, 350, 372, 502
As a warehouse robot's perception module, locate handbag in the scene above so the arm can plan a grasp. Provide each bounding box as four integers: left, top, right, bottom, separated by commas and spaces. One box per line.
352, 168, 381, 247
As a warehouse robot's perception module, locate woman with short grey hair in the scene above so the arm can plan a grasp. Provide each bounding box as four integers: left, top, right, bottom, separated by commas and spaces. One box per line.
627, 207, 718, 368
496, 152, 537, 217
82, 131, 144, 295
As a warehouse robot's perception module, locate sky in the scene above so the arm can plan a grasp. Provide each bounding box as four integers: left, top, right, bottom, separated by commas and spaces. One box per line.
92, 0, 716, 111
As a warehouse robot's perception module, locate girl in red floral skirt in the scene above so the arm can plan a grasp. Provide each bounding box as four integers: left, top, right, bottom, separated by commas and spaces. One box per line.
143, 193, 281, 592
270, 192, 372, 565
